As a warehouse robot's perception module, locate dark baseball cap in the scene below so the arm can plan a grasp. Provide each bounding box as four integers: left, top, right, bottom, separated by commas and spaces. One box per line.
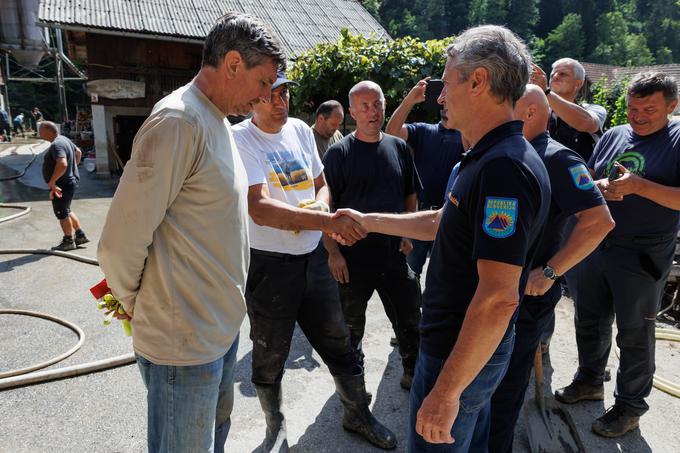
272, 71, 298, 90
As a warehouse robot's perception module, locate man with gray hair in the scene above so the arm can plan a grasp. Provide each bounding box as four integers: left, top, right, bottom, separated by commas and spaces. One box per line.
531, 58, 607, 163
329, 25, 551, 451
97, 12, 285, 453
39, 120, 89, 251
311, 100, 344, 159
556, 72, 680, 437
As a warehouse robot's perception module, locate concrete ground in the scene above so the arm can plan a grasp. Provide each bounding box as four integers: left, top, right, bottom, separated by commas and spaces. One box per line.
1, 142, 679, 453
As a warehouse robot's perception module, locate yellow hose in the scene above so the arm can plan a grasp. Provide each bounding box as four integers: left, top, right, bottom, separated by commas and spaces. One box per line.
652, 328, 680, 397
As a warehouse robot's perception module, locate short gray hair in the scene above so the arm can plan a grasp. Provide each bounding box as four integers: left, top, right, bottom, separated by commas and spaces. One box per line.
446, 25, 532, 106
38, 121, 59, 135
552, 58, 585, 81
202, 12, 286, 71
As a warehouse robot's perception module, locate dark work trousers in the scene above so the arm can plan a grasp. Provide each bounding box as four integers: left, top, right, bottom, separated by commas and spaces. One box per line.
338, 254, 421, 373
406, 239, 433, 277
567, 234, 676, 416
246, 243, 358, 385
488, 285, 562, 453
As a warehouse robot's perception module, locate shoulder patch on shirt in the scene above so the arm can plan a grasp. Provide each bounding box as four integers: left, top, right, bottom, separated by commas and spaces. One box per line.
483, 197, 517, 238
568, 164, 595, 190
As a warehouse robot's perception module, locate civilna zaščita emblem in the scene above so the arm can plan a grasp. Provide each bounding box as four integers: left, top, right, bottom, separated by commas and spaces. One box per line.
483, 197, 517, 238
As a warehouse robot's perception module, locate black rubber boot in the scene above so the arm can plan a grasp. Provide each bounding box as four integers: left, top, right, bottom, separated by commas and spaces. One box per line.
333, 374, 397, 450
255, 383, 289, 453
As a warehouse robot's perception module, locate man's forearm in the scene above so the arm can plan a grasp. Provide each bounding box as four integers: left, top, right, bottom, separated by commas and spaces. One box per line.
547, 205, 614, 276
547, 92, 600, 133
49, 162, 68, 186
638, 179, 680, 211
385, 100, 414, 138
364, 209, 440, 241
431, 281, 519, 400
250, 197, 331, 232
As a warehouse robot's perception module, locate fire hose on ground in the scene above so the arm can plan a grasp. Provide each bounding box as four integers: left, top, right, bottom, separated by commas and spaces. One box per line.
0, 208, 135, 391
0, 206, 679, 397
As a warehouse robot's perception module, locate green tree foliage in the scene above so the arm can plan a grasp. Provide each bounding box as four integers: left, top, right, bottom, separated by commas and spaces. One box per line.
288, 29, 453, 118
541, 13, 586, 65
591, 78, 629, 128
589, 11, 654, 66
366, 0, 679, 65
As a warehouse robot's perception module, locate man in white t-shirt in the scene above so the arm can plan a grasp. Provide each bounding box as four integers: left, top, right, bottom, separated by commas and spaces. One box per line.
232, 73, 397, 452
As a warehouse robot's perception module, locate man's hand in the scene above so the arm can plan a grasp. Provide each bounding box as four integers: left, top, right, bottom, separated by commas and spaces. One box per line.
404, 77, 431, 107
607, 162, 642, 198
530, 63, 548, 91
48, 183, 62, 200
524, 267, 555, 297
415, 388, 458, 444
328, 250, 350, 283
327, 215, 367, 245
595, 178, 623, 201
400, 237, 413, 256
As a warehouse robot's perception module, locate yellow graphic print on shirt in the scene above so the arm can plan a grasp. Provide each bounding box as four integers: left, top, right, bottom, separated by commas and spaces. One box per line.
266, 151, 314, 191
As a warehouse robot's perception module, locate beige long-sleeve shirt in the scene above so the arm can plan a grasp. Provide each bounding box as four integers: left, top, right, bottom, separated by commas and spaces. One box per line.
97, 82, 249, 365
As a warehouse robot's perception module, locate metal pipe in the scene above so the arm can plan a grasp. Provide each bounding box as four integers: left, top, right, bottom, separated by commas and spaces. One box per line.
55, 29, 68, 122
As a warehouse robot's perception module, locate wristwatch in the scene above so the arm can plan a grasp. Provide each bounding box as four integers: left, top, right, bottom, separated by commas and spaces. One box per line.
542, 264, 558, 280
543, 87, 551, 96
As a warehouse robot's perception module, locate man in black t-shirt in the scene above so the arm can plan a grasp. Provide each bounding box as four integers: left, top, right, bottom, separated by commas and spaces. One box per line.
324, 80, 422, 391
487, 85, 614, 453
331, 26, 551, 451
39, 121, 89, 251
556, 72, 680, 438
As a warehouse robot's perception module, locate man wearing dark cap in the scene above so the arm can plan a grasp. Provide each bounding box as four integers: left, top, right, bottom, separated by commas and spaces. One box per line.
233, 73, 396, 452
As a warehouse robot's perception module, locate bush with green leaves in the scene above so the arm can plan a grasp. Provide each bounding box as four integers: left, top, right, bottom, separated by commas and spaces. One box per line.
590, 77, 629, 130
288, 29, 453, 122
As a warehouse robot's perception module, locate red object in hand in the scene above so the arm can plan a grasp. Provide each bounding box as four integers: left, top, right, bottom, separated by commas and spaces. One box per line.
90, 278, 110, 300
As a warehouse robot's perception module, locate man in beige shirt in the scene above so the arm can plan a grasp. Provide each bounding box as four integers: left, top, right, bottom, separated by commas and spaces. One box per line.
97, 13, 285, 453
311, 100, 344, 159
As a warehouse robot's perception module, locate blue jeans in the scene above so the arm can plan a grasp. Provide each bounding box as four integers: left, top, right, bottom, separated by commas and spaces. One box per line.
406, 239, 433, 276
136, 335, 239, 453
408, 328, 515, 452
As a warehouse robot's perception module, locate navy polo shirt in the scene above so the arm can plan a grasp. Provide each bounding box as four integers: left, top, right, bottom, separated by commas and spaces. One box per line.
531, 132, 606, 267
588, 121, 680, 237
406, 122, 465, 208
420, 121, 551, 359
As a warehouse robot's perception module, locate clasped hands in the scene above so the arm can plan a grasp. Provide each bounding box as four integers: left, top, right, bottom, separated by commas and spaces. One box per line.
326, 208, 367, 246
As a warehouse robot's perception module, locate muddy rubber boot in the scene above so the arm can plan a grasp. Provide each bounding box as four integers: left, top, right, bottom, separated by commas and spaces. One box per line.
255, 383, 289, 453
333, 374, 397, 450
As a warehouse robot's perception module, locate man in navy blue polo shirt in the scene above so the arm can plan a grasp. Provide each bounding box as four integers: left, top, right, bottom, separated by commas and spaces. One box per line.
332, 26, 551, 452
488, 85, 614, 453
556, 72, 680, 437
386, 78, 465, 277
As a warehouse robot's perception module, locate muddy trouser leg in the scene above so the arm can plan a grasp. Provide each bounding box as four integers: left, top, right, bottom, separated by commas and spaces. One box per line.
606, 238, 676, 416
375, 255, 421, 375
566, 247, 615, 387
338, 271, 378, 369
298, 243, 397, 449
488, 287, 561, 453
246, 251, 309, 453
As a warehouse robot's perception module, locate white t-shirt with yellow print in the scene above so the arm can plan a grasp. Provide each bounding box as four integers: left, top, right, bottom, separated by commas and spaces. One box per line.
233, 117, 323, 255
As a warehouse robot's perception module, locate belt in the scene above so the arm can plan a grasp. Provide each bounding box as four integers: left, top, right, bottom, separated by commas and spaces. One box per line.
250, 248, 314, 261
603, 233, 677, 247
418, 202, 441, 211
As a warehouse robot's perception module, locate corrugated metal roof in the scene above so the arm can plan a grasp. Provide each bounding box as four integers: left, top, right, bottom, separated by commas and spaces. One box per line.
38, 0, 389, 56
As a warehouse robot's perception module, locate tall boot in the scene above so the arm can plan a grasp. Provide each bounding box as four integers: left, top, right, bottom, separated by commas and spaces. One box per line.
254, 383, 289, 453
333, 374, 398, 450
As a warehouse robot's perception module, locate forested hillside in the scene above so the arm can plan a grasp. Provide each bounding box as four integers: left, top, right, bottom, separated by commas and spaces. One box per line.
361, 0, 680, 66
